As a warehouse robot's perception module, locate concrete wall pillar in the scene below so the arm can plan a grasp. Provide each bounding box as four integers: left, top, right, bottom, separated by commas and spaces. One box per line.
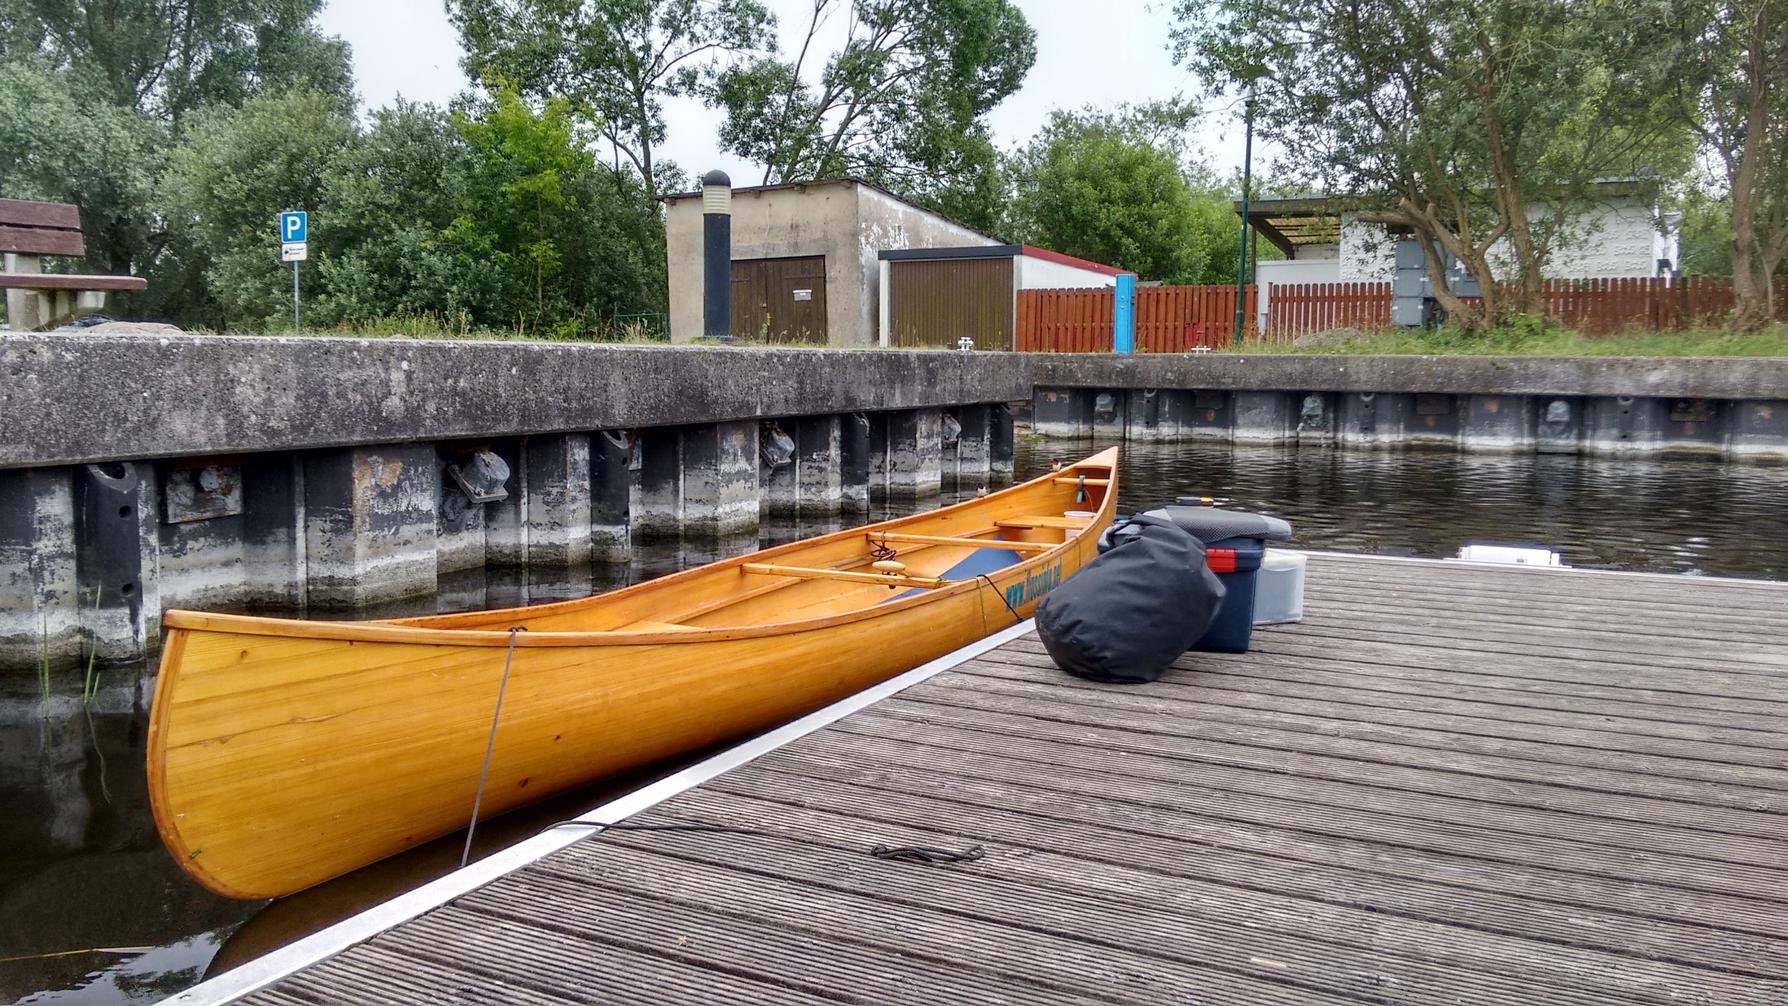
1402, 394, 1461, 448
1233, 391, 1294, 443
159, 456, 305, 619
1339, 392, 1407, 449
1032, 388, 1091, 439
683, 420, 761, 538
866, 412, 890, 502
795, 415, 843, 519
590, 430, 632, 561
480, 440, 527, 567
1462, 395, 1534, 452
1124, 389, 1186, 442
522, 433, 593, 571
1535, 396, 1585, 454
760, 421, 799, 519
887, 408, 943, 498
990, 403, 1015, 482
1659, 398, 1731, 456
0, 468, 78, 670
1584, 396, 1668, 454
1730, 400, 1788, 459
1090, 390, 1127, 438
1185, 390, 1233, 440
841, 413, 871, 512
302, 444, 438, 613
632, 428, 683, 541
956, 404, 993, 490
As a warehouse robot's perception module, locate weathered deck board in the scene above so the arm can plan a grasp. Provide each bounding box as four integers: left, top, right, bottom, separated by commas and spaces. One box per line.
236, 553, 1788, 1005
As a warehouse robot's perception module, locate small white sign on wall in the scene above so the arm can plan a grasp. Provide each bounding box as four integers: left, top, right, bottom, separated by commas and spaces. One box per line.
792, 289, 812, 301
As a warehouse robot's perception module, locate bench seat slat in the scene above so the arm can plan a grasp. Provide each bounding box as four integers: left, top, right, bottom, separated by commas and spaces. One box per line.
0, 273, 147, 292
0, 224, 86, 257
0, 198, 82, 230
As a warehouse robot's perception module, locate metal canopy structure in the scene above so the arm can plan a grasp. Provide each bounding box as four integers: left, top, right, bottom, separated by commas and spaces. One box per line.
1231, 195, 1347, 258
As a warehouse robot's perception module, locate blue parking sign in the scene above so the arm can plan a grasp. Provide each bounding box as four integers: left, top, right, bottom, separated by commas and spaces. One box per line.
279, 210, 307, 243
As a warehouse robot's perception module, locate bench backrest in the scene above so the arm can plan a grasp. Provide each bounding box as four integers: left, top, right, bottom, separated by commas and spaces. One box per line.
0, 198, 85, 258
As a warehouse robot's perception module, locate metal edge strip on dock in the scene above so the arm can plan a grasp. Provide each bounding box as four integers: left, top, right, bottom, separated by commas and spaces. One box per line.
162, 618, 1041, 1006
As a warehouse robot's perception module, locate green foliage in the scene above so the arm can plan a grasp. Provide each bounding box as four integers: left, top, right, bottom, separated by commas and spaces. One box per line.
0, 0, 353, 121
449, 0, 773, 199
1004, 104, 1238, 284
158, 90, 356, 329
710, 0, 1036, 224
0, 56, 163, 276
1172, 0, 1696, 324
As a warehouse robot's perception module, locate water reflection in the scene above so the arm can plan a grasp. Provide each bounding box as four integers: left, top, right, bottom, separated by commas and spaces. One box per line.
1019, 438, 1788, 579
7, 436, 1788, 1004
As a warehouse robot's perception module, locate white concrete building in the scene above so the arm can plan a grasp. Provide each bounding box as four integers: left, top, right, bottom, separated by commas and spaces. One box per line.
663, 178, 1001, 346
1241, 182, 1682, 325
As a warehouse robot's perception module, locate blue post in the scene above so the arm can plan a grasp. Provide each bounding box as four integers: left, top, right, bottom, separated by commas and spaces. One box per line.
1113, 273, 1136, 354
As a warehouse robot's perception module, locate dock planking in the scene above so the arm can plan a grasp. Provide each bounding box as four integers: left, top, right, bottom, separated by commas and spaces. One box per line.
215, 553, 1788, 1005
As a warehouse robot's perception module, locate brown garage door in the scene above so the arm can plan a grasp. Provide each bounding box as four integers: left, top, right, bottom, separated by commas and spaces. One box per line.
888, 257, 1015, 349
731, 256, 828, 344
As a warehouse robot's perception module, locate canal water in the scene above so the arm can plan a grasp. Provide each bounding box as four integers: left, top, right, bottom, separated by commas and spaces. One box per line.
6, 436, 1788, 1004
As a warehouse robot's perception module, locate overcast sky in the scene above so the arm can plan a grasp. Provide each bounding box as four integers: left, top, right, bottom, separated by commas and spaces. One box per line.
316, 0, 1258, 184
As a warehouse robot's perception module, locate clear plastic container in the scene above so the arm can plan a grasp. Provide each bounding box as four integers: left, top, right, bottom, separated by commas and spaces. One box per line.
1253, 549, 1306, 625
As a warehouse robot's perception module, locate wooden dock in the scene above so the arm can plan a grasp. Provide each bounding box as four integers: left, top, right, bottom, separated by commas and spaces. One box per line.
178, 554, 1788, 1005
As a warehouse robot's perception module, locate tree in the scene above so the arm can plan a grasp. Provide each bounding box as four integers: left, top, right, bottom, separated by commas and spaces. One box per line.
1659, 0, 1787, 329
1004, 105, 1216, 283
0, 0, 352, 320
709, 0, 1035, 217
449, 0, 773, 201
0, 57, 163, 278
0, 0, 352, 122
314, 92, 666, 334
158, 89, 355, 328
1173, 0, 1691, 328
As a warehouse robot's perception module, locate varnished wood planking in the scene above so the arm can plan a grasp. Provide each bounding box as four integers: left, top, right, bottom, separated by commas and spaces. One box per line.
236, 553, 1788, 1005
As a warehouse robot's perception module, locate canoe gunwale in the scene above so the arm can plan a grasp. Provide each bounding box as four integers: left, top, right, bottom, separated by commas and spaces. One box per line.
158, 449, 1118, 648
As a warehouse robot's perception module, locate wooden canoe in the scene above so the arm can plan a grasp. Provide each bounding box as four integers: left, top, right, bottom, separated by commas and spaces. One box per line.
148, 447, 1119, 899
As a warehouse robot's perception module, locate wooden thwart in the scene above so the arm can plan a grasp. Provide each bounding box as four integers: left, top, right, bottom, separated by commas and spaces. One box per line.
996, 515, 1093, 530
870, 532, 1053, 553
741, 562, 949, 590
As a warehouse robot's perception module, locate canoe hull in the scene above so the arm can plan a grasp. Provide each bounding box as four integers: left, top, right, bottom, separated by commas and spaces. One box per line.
149, 450, 1116, 899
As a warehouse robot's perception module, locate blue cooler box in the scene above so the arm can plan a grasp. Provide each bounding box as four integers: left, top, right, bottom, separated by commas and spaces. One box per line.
1191, 535, 1268, 653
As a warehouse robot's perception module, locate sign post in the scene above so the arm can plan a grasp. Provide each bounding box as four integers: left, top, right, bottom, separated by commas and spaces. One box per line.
279, 210, 308, 328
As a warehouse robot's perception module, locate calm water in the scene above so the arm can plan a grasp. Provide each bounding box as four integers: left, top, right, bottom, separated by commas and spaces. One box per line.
6, 436, 1788, 1003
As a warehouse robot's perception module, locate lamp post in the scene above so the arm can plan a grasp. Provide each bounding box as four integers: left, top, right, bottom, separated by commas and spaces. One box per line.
1232, 86, 1255, 349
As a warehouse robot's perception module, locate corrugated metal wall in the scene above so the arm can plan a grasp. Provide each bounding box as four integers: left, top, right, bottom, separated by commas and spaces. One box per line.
887, 257, 1014, 349
731, 256, 828, 343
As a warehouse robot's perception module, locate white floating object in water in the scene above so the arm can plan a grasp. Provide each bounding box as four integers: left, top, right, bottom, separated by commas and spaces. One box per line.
1453, 544, 1566, 567
1254, 549, 1306, 624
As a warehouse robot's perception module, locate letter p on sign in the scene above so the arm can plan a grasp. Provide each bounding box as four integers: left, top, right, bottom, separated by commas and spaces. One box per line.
279, 210, 307, 243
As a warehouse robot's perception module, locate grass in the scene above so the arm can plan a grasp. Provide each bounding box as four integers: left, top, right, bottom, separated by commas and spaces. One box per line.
1241, 321, 1788, 357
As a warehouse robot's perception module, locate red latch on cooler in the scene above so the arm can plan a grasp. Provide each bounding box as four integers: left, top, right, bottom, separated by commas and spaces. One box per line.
1207, 548, 1237, 573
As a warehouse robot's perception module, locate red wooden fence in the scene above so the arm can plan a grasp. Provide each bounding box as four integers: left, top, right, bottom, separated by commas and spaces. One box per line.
1264, 282, 1391, 341
1018, 276, 1780, 351
1017, 284, 1255, 352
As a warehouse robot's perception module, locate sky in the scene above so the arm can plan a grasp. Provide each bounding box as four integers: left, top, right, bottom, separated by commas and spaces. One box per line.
315, 0, 1260, 185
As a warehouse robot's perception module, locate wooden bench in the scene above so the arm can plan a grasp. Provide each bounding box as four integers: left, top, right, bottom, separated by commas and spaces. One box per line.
1, 198, 147, 331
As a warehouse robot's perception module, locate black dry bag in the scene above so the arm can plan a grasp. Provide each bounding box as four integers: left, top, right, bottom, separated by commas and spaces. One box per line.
1035, 514, 1227, 684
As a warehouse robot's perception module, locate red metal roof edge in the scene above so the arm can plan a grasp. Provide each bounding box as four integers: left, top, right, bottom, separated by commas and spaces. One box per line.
1018, 244, 1134, 277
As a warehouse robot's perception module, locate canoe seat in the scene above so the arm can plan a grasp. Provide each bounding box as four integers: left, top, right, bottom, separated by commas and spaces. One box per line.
996, 515, 1093, 530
